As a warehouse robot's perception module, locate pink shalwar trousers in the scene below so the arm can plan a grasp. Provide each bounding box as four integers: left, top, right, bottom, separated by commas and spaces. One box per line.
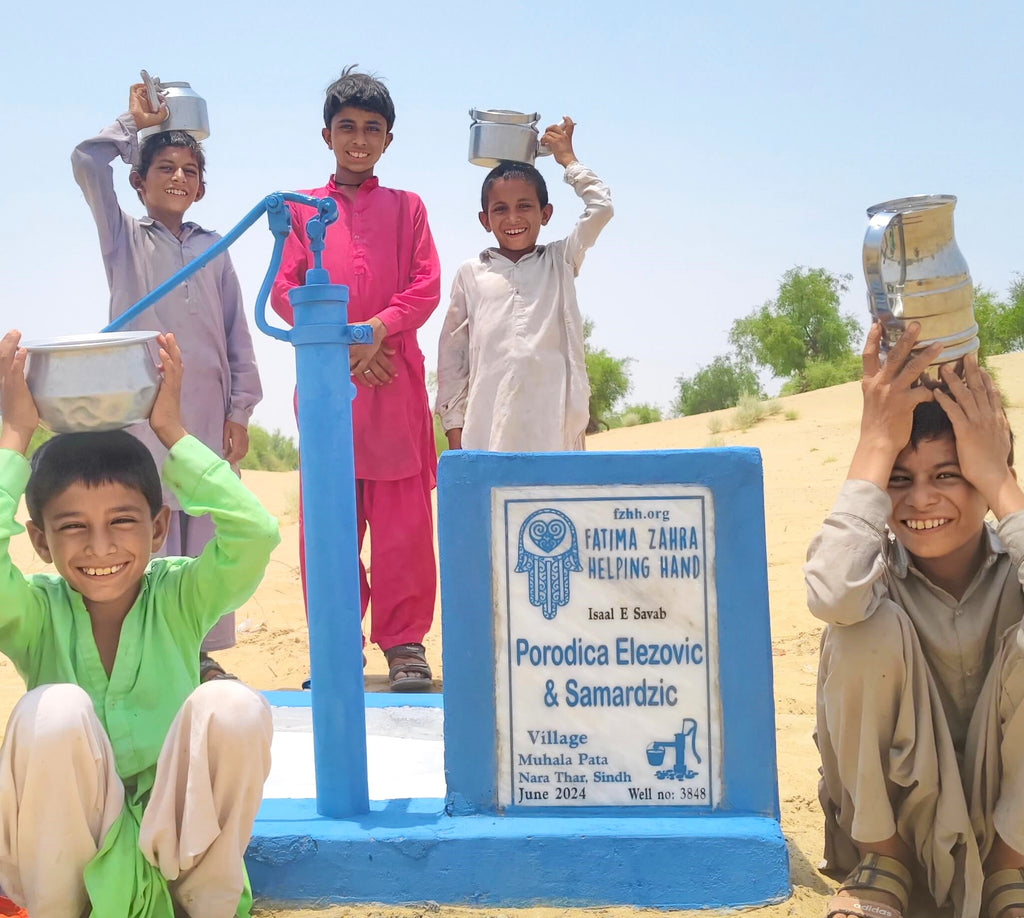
0, 681, 272, 918
298, 468, 436, 651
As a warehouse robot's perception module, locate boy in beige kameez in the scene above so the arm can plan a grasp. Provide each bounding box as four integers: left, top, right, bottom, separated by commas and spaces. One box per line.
805, 322, 1024, 918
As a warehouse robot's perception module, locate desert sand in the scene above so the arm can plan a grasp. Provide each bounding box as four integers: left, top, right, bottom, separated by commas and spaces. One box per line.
9, 353, 1024, 918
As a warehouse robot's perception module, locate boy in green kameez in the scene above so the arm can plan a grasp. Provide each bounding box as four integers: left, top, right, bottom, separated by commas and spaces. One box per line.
0, 329, 279, 917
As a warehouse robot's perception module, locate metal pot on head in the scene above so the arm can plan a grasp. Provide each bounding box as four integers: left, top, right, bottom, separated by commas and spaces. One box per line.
138, 70, 210, 142
24, 331, 161, 433
468, 109, 552, 168
862, 194, 978, 381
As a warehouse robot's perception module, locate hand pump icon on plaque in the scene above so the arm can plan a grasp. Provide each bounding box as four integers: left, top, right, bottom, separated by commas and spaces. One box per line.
647, 719, 702, 780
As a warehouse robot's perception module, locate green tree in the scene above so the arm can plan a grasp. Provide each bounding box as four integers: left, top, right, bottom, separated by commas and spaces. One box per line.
974, 279, 1024, 358
583, 319, 632, 431
673, 355, 762, 416
729, 267, 861, 391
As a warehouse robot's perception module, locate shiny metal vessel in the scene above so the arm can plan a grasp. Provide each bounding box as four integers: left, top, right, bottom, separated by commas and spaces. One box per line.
863, 194, 978, 377
24, 331, 161, 433
139, 71, 210, 142
468, 109, 551, 167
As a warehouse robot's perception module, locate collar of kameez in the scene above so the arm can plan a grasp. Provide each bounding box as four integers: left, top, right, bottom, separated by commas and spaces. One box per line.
328, 175, 379, 195
139, 216, 204, 239
889, 522, 1005, 580
480, 244, 547, 262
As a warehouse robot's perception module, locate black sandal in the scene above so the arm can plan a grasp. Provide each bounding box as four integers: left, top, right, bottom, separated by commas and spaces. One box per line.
383, 643, 433, 691
199, 652, 238, 683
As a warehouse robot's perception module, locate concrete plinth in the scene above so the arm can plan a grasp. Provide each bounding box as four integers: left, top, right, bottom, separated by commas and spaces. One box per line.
247, 691, 789, 908
248, 799, 787, 908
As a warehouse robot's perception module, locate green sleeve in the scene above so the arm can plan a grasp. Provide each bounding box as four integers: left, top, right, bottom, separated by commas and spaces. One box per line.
0, 449, 47, 664
156, 436, 280, 638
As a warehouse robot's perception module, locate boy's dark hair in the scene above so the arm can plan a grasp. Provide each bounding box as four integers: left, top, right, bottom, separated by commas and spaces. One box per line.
134, 131, 206, 182
480, 161, 549, 211
910, 399, 1016, 466
26, 431, 163, 522
323, 65, 395, 130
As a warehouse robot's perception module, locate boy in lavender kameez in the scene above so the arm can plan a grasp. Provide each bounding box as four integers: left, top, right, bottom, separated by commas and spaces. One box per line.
72, 82, 262, 679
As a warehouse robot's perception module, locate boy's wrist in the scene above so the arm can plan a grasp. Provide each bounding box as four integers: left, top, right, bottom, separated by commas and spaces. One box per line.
153, 424, 187, 451
0, 426, 33, 456
847, 438, 899, 490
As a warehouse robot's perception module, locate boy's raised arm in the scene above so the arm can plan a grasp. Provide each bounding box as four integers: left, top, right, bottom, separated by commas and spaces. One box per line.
71, 84, 168, 258
805, 322, 940, 627
544, 118, 613, 275
152, 334, 279, 636
934, 356, 1024, 521
848, 322, 941, 489
0, 331, 48, 655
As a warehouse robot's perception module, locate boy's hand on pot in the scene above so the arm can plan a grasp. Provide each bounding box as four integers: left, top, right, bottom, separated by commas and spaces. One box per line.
934, 356, 1020, 514
858, 321, 940, 451
129, 83, 168, 130
542, 116, 577, 167
0, 330, 39, 454
150, 333, 186, 449
848, 322, 940, 487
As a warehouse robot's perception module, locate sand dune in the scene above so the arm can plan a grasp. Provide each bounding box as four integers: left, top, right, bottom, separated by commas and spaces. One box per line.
8, 352, 1024, 918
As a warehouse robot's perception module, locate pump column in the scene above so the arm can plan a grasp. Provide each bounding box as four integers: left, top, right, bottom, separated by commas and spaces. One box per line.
288, 277, 372, 817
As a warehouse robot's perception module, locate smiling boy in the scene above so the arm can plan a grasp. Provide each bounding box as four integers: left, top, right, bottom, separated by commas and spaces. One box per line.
435, 117, 613, 452
271, 66, 440, 691
805, 322, 1024, 918
0, 329, 277, 917
72, 81, 263, 680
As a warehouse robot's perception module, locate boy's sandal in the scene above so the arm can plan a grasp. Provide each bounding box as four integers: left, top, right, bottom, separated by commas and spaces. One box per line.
825, 853, 912, 918
199, 652, 238, 683
384, 643, 433, 692
984, 867, 1024, 918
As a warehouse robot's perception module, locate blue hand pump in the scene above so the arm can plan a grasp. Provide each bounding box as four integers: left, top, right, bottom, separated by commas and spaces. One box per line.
105, 193, 372, 817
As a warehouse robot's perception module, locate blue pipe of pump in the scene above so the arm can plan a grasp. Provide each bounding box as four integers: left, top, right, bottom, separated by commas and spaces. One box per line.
104, 193, 371, 817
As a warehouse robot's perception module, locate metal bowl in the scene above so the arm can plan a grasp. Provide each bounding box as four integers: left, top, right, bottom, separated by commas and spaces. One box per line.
23, 332, 161, 433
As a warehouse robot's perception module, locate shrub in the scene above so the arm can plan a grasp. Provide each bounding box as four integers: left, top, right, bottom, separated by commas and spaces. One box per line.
239, 424, 299, 472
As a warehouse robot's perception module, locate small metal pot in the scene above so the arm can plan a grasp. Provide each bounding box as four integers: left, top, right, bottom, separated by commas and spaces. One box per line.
468, 109, 552, 167
138, 70, 210, 142
24, 331, 161, 433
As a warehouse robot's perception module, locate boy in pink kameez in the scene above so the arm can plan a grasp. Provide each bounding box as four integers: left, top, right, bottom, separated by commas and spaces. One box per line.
271, 66, 440, 690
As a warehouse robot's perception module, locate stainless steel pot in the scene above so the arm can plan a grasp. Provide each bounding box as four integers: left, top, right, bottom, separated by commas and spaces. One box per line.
863, 194, 978, 379
138, 70, 210, 142
468, 109, 551, 167
24, 332, 161, 433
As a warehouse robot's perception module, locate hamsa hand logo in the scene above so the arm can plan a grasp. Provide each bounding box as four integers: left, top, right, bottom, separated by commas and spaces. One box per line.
515, 508, 582, 620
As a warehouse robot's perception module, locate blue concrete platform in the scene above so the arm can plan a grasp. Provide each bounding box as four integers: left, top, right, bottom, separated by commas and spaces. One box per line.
246, 692, 790, 908
248, 796, 787, 908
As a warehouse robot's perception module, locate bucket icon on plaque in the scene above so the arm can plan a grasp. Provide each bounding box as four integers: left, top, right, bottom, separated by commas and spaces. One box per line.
515, 508, 582, 620
647, 718, 701, 780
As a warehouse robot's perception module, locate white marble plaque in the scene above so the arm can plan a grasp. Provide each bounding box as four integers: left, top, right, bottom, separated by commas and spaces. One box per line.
493, 486, 722, 809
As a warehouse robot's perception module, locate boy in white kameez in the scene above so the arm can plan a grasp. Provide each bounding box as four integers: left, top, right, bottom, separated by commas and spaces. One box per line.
435, 117, 612, 451
805, 321, 1024, 918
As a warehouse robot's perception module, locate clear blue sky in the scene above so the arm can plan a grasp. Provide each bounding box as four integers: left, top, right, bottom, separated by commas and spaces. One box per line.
3, 0, 1023, 437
